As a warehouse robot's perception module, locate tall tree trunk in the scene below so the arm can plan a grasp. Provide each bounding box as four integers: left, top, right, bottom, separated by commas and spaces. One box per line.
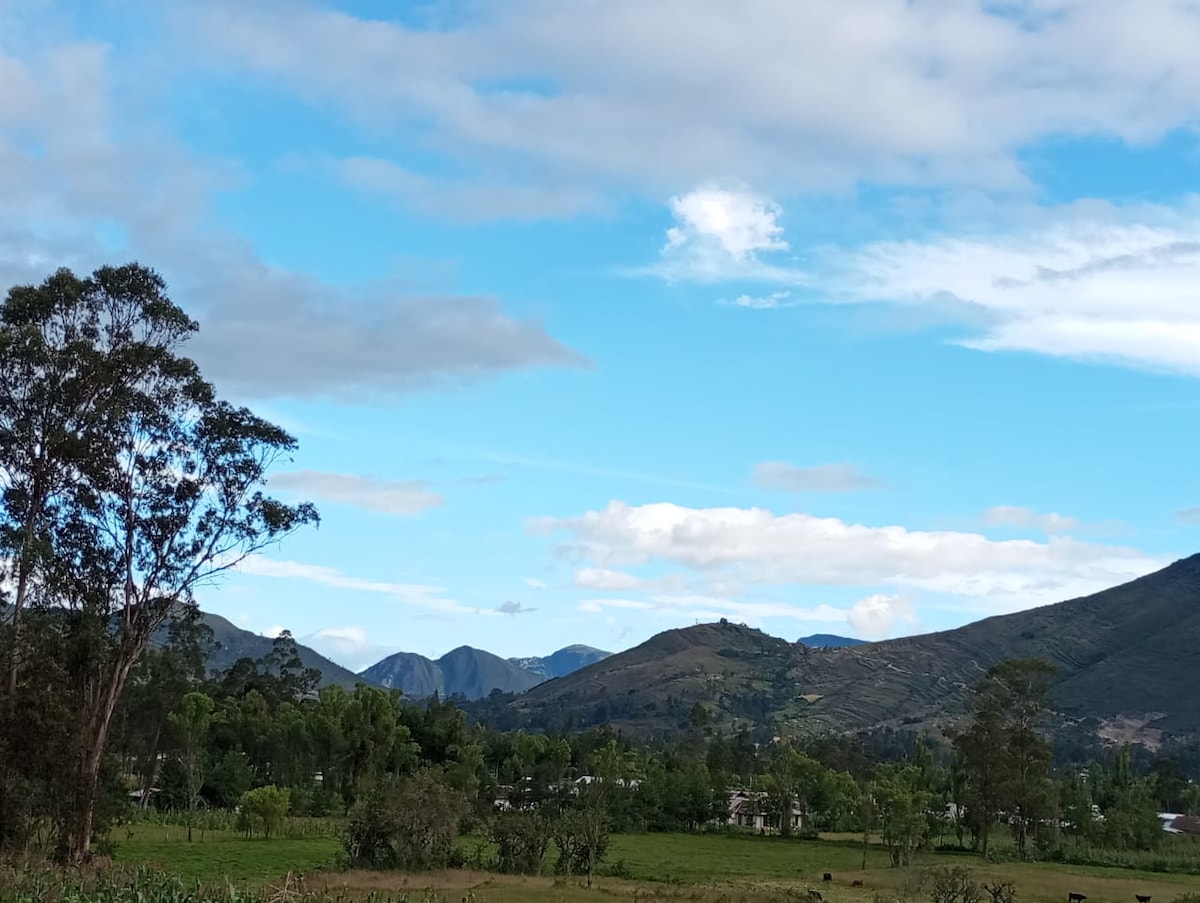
4, 484, 42, 697
65, 654, 136, 862
140, 725, 162, 809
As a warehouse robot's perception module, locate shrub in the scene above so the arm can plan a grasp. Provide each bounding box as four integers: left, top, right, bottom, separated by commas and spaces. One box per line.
237, 785, 290, 839
492, 810, 551, 875
343, 770, 466, 871
927, 866, 982, 903
552, 809, 609, 879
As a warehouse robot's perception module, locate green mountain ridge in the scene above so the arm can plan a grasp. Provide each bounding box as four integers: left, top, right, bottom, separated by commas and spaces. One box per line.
360, 645, 545, 699
504, 553, 1200, 741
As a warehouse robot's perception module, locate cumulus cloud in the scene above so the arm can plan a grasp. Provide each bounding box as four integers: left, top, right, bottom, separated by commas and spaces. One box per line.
180, 1, 1200, 207
754, 461, 881, 493
532, 501, 1169, 613
270, 471, 444, 516
983, 505, 1080, 534
848, 593, 916, 639
652, 185, 801, 282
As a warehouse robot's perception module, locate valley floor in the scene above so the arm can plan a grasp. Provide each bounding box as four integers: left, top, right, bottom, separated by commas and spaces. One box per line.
102, 825, 1200, 903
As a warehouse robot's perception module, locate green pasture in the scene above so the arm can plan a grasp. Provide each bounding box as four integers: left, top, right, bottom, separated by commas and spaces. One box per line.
100, 824, 1200, 903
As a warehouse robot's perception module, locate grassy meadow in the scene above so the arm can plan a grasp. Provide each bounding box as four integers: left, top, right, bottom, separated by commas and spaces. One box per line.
75, 823, 1200, 903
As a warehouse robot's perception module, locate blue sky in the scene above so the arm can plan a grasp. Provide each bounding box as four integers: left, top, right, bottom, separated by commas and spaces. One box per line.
4, 0, 1200, 670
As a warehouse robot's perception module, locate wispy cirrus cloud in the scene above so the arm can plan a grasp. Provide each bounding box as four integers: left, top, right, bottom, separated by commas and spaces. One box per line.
1177, 506, 1200, 525
754, 461, 882, 492
271, 470, 444, 516
236, 554, 489, 618
721, 291, 795, 309
983, 505, 1080, 535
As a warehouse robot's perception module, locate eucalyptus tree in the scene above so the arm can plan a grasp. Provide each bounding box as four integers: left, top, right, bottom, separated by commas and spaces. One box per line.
0, 264, 318, 860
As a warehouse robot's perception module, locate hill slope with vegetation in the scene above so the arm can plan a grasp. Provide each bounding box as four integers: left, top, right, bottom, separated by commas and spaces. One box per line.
506, 553, 1200, 739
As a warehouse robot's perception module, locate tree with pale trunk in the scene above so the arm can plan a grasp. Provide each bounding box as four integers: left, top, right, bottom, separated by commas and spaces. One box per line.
0, 263, 318, 861
169, 690, 214, 842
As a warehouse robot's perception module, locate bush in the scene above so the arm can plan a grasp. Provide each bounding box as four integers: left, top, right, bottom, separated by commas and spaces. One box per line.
237, 785, 290, 839
928, 866, 982, 903
492, 810, 551, 875
343, 770, 466, 871
552, 808, 609, 878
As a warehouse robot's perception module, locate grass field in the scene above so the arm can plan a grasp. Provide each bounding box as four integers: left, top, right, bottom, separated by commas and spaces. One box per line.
107, 825, 1200, 903
113, 823, 341, 880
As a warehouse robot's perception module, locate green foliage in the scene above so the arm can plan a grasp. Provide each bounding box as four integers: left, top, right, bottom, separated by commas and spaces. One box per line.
491, 809, 551, 874
872, 763, 933, 867
552, 807, 610, 879
0, 863, 422, 902
237, 785, 290, 839
343, 771, 466, 870
952, 658, 1057, 857
0, 263, 318, 860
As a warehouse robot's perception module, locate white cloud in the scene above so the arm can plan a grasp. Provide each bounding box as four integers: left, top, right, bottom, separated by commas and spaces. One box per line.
754, 461, 881, 492
825, 211, 1200, 377
722, 291, 794, 310
579, 592, 849, 626
666, 186, 787, 260
573, 567, 645, 591
271, 470, 443, 516
579, 598, 655, 613
261, 625, 285, 639
524, 577, 548, 589
236, 554, 488, 617
1177, 506, 1200, 525
301, 625, 398, 670
653, 185, 802, 282
532, 501, 1169, 614
848, 593, 916, 639
181, 1, 1200, 207
983, 505, 1080, 534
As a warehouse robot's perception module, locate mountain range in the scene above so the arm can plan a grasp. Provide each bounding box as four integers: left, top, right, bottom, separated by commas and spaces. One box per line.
359, 644, 611, 699
501, 553, 1200, 743
797, 634, 865, 649
184, 552, 1200, 745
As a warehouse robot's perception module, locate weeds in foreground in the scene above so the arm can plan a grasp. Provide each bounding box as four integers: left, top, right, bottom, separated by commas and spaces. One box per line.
0, 864, 458, 903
